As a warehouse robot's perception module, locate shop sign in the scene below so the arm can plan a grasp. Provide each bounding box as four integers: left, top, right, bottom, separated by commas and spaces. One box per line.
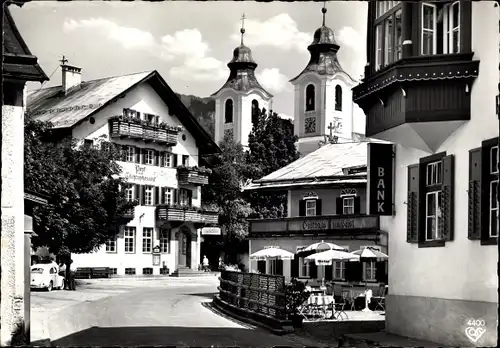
367, 143, 394, 216
201, 227, 221, 235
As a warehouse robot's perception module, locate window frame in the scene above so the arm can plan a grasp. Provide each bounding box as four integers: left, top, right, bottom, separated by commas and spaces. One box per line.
225, 98, 234, 124
424, 160, 443, 242
125, 146, 136, 163
124, 227, 136, 254
342, 195, 355, 215
334, 85, 343, 111
105, 238, 117, 253
164, 188, 173, 205
363, 261, 377, 282
144, 186, 154, 206
305, 199, 317, 217
444, 1, 461, 54
298, 257, 310, 278
373, 1, 402, 71
125, 184, 134, 202
142, 267, 153, 275
144, 149, 155, 165
305, 84, 316, 112
421, 2, 437, 55
159, 228, 170, 253
142, 227, 153, 253
487, 144, 499, 239
125, 267, 136, 275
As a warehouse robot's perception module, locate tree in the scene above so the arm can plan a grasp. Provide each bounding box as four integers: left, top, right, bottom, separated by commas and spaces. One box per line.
246, 108, 300, 218
24, 118, 136, 256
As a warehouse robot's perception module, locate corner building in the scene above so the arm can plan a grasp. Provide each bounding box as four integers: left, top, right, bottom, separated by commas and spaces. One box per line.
353, 1, 498, 346
27, 66, 220, 277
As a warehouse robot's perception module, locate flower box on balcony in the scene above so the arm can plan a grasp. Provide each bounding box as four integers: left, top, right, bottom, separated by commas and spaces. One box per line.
177, 166, 212, 186
108, 115, 182, 146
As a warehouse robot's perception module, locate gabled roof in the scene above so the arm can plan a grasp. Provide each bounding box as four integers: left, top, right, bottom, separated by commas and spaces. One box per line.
245, 142, 371, 191
3, 5, 48, 82
27, 70, 220, 156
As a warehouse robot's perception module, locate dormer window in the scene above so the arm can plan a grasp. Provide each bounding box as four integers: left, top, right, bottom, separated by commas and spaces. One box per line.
335, 85, 343, 111
305, 84, 315, 111
225, 99, 233, 124
374, 2, 402, 70
421, 1, 461, 56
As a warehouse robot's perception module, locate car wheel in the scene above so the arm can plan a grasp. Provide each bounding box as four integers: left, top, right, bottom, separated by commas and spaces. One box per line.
47, 281, 53, 292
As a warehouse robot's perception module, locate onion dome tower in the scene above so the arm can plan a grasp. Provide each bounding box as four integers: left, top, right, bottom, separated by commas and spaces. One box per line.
211, 14, 272, 148
290, 3, 359, 157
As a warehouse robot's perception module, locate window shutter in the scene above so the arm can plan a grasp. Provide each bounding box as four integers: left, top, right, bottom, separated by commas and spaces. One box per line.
173, 154, 178, 167
160, 187, 166, 204
154, 186, 159, 206
159, 152, 165, 167
121, 145, 127, 161
316, 199, 322, 216
354, 196, 361, 214
257, 261, 266, 273
276, 260, 283, 275
134, 184, 139, 201
298, 200, 306, 216
440, 155, 454, 241
173, 189, 178, 204
135, 147, 140, 163
336, 197, 343, 215
325, 265, 333, 281
309, 264, 318, 279
139, 148, 144, 164
345, 261, 362, 282
468, 148, 482, 240
140, 185, 145, 206
178, 154, 182, 167
187, 190, 193, 206
375, 261, 387, 283
154, 151, 159, 166
407, 164, 420, 243
290, 256, 299, 278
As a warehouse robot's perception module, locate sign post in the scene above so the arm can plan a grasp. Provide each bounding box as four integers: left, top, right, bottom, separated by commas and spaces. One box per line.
367, 143, 394, 216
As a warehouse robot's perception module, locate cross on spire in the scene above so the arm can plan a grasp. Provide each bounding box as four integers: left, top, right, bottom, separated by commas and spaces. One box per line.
240, 13, 246, 45
59, 54, 68, 65
322, 1, 328, 26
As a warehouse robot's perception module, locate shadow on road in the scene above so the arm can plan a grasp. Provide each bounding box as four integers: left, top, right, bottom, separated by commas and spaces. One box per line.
50, 326, 303, 347
185, 292, 217, 299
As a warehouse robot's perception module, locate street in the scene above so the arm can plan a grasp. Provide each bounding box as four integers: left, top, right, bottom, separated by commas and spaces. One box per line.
31, 277, 321, 347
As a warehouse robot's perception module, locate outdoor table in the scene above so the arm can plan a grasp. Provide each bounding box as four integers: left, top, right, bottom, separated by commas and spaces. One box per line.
300, 294, 335, 320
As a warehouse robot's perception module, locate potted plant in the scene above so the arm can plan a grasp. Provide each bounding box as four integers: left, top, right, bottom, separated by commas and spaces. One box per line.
285, 278, 310, 328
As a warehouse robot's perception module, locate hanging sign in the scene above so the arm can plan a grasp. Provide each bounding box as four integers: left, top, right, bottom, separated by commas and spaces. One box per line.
201, 227, 221, 235
367, 143, 394, 216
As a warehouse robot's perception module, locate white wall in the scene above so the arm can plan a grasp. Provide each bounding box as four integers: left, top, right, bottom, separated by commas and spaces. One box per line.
382, 1, 499, 303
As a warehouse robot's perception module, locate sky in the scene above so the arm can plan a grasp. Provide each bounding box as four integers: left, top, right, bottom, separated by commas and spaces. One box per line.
12, 1, 368, 119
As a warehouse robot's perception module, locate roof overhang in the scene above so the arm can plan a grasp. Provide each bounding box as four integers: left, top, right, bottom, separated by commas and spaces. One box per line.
244, 176, 367, 191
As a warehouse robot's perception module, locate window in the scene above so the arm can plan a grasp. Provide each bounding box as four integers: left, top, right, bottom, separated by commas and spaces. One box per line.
105, 238, 116, 253
144, 186, 154, 206
305, 84, 315, 111
125, 184, 134, 202
374, 2, 402, 70
407, 153, 454, 247
334, 262, 345, 280
142, 227, 153, 253
251, 99, 260, 125
124, 227, 136, 253
125, 268, 136, 275
182, 155, 189, 167
125, 146, 135, 162
489, 146, 499, 238
343, 196, 355, 215
421, 2, 461, 55
144, 149, 154, 165
83, 139, 94, 148
143, 267, 153, 275
146, 114, 159, 126
269, 259, 283, 275
159, 229, 170, 253
299, 257, 310, 278
179, 189, 191, 207
163, 188, 173, 205
109, 268, 117, 275
335, 85, 342, 111
164, 153, 172, 167
305, 199, 317, 217
225, 99, 233, 124
364, 262, 377, 281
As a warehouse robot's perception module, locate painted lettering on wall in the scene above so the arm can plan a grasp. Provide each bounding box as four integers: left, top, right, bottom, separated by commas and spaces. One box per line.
302, 219, 329, 230
331, 219, 355, 229
368, 143, 394, 216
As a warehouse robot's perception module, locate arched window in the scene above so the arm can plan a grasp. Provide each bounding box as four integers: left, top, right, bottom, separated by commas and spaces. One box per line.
335, 85, 343, 111
225, 99, 233, 124
251, 99, 260, 125
305, 84, 315, 111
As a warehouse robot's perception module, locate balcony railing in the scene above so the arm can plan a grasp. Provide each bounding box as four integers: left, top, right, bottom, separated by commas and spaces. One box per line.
248, 214, 379, 237
177, 166, 212, 186
109, 116, 182, 146
156, 204, 218, 224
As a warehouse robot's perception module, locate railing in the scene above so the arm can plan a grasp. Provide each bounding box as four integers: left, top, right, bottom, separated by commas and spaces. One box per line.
109, 118, 179, 146
177, 168, 210, 186
218, 270, 287, 320
156, 205, 218, 224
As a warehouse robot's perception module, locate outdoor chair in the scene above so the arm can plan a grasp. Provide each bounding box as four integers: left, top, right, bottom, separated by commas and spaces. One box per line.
372, 284, 387, 311
341, 288, 355, 311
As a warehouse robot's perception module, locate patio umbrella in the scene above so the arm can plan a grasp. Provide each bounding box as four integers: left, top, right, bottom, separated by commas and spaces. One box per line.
304, 249, 360, 266
350, 247, 389, 262
249, 247, 295, 261
300, 240, 347, 254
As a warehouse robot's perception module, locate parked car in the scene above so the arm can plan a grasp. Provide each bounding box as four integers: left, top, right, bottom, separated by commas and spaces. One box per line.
30, 263, 65, 291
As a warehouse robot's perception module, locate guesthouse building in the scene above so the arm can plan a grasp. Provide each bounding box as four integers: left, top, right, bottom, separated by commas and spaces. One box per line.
353, 1, 498, 346
27, 63, 220, 277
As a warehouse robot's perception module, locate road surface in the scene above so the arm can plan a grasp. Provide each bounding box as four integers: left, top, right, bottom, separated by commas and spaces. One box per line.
32, 277, 320, 347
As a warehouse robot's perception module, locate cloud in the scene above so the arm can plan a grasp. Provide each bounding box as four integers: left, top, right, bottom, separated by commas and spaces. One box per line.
256, 68, 290, 94
62, 18, 225, 82
336, 26, 366, 80
231, 14, 311, 52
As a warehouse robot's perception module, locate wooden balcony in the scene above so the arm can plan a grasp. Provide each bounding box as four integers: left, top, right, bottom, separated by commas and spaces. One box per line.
248, 214, 380, 239
177, 166, 211, 186
109, 116, 181, 146
156, 205, 218, 225
353, 54, 480, 152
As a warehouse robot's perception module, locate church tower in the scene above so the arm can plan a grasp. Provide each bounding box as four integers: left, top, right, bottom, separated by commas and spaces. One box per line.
211, 15, 273, 148
290, 4, 360, 157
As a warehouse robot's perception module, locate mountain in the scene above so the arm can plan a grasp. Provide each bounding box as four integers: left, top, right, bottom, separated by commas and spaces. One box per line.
175, 93, 215, 140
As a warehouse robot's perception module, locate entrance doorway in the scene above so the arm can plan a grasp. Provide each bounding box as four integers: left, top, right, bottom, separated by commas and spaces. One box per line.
177, 228, 191, 268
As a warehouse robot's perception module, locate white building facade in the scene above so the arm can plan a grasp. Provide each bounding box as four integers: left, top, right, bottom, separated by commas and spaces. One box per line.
353, 1, 498, 346
27, 67, 220, 276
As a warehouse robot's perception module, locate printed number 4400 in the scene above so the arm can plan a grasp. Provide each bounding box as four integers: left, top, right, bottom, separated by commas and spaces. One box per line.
468, 319, 485, 327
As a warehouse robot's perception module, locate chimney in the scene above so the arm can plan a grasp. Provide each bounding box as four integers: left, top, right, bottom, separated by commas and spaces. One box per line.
60, 56, 82, 93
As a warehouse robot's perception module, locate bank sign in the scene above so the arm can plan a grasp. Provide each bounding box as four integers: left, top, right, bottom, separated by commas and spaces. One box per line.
367, 143, 394, 216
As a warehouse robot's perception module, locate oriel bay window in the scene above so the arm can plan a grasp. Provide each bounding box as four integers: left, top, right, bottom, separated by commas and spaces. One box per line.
407, 153, 454, 247
374, 1, 402, 70
468, 138, 499, 245
421, 1, 461, 55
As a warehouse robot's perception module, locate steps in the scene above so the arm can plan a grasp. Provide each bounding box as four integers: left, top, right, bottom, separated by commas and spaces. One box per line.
170, 267, 216, 277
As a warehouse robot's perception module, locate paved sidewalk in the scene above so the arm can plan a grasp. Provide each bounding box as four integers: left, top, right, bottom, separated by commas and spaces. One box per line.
343, 331, 442, 347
